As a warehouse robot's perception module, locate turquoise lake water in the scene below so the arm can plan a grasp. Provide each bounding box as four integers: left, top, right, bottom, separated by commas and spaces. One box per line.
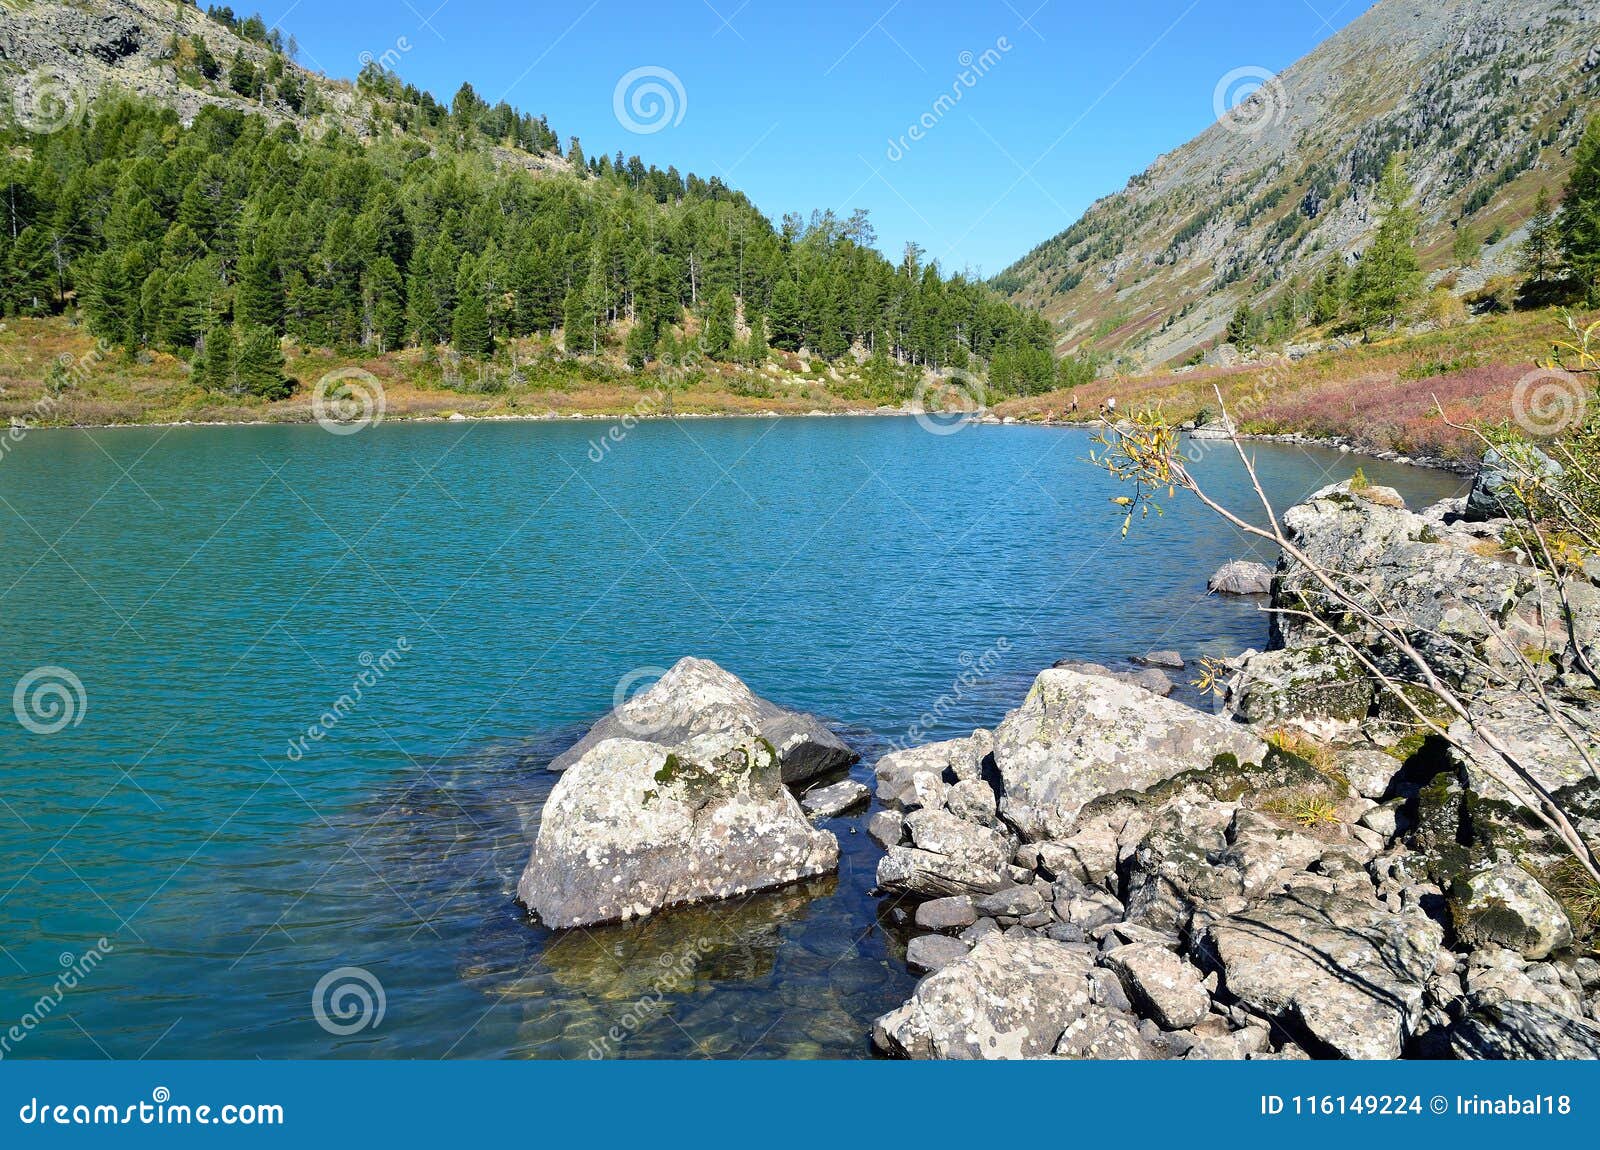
0, 416, 1465, 1059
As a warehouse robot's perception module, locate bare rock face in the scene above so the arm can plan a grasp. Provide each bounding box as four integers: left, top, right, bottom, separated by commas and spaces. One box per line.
519, 735, 838, 928
1203, 887, 1443, 1059
549, 657, 856, 785
871, 933, 1096, 1059
993, 667, 1269, 841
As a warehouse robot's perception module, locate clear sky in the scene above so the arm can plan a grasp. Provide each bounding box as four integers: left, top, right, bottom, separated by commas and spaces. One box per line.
265, 0, 1377, 276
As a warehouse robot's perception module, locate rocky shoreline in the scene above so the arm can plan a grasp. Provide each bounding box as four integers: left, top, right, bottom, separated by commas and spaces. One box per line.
517, 476, 1600, 1059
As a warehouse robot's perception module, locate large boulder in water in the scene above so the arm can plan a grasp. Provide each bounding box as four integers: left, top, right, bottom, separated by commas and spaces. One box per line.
993, 667, 1269, 841
550, 657, 856, 784
1208, 559, 1273, 595
519, 735, 839, 928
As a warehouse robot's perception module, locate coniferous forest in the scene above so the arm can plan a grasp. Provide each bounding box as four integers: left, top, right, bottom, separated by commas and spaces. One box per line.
1, 59, 1059, 403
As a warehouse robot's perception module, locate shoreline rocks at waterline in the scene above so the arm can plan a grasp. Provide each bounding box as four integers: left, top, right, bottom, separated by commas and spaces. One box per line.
867, 474, 1600, 1061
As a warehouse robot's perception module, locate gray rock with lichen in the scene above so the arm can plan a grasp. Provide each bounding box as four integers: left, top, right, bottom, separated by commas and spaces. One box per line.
872, 933, 1096, 1059
1449, 860, 1574, 960
1203, 886, 1443, 1059
519, 735, 837, 928
550, 657, 856, 785
993, 667, 1268, 841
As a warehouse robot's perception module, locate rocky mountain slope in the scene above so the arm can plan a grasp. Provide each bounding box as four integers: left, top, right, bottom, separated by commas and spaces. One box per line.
997, 0, 1600, 368
0, 0, 569, 173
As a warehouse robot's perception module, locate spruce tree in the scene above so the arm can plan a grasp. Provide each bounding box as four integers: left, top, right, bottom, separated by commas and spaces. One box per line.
451, 257, 491, 357
200, 321, 233, 391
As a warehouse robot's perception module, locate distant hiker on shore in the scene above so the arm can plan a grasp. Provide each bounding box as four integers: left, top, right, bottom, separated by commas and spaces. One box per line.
1070, 393, 1079, 417
1101, 396, 1117, 421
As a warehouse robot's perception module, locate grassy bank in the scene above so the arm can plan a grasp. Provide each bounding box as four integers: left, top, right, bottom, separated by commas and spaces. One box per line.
2, 310, 1589, 454
994, 309, 1587, 462
0, 317, 926, 428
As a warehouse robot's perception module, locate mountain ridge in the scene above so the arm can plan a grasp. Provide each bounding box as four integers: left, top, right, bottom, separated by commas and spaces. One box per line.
998, 0, 1600, 368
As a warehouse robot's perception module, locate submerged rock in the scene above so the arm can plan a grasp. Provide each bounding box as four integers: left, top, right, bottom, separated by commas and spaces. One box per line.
994, 667, 1268, 841
905, 933, 972, 974
549, 657, 856, 784
519, 736, 838, 928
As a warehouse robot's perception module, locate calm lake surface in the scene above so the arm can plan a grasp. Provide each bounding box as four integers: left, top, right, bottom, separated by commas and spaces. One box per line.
0, 416, 1464, 1059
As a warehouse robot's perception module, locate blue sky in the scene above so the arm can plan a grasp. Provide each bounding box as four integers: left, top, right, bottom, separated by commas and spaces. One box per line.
266, 0, 1376, 274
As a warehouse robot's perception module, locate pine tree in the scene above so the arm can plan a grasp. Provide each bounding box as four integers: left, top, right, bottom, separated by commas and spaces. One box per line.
85, 251, 138, 352
1523, 184, 1561, 303
563, 288, 593, 355
1559, 115, 1600, 304
703, 287, 735, 359
451, 256, 491, 356
1350, 154, 1422, 333
742, 311, 768, 366
1312, 260, 1346, 325
200, 321, 233, 391
624, 318, 653, 368
236, 243, 283, 333
364, 255, 406, 350
234, 324, 289, 399
767, 275, 802, 351
227, 49, 259, 97
1226, 303, 1256, 348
